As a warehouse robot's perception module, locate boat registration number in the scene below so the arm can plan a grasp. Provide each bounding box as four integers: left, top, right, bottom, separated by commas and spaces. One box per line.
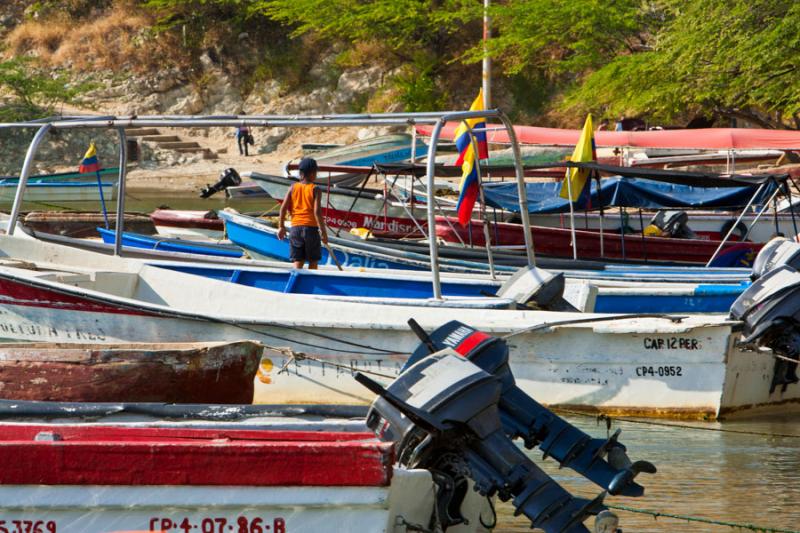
149, 516, 286, 533
0, 520, 56, 533
636, 365, 683, 377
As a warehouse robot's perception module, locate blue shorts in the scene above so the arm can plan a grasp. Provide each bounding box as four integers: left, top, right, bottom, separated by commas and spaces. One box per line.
289, 226, 322, 263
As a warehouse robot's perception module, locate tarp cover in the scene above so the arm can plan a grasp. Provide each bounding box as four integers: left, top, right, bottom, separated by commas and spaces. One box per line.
482, 176, 780, 214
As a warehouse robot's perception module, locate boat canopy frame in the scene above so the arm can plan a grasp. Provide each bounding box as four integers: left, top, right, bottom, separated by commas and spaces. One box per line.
1, 110, 534, 299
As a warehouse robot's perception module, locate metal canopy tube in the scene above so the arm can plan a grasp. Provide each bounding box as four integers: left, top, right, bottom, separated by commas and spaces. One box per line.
498, 113, 535, 265
7, 124, 52, 235
705, 181, 766, 267
114, 127, 128, 256
426, 119, 446, 300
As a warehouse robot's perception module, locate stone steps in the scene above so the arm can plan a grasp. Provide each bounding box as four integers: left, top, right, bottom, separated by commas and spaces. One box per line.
130, 127, 218, 161
141, 135, 181, 143
125, 128, 160, 137
161, 141, 203, 150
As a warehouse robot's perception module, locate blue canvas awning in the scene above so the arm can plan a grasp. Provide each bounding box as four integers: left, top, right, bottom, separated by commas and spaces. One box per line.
482, 176, 781, 214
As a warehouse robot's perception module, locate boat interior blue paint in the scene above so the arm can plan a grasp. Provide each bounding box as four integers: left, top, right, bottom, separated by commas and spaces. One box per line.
97, 228, 243, 258
593, 293, 740, 313
157, 264, 497, 299
224, 215, 417, 270
693, 281, 751, 294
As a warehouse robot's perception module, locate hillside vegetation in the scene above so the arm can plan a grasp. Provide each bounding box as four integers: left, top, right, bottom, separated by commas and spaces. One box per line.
2, 0, 800, 128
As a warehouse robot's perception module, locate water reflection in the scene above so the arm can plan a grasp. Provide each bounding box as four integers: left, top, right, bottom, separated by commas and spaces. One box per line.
496, 415, 800, 532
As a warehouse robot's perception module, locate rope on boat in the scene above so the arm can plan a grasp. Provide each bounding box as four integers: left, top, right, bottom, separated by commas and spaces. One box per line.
273, 346, 397, 380
607, 503, 800, 533
551, 408, 800, 439
502, 313, 687, 339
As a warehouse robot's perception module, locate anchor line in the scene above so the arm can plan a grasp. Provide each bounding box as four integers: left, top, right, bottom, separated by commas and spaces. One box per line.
551, 408, 800, 439
275, 349, 396, 380
202, 314, 401, 356
501, 313, 687, 339
607, 503, 800, 533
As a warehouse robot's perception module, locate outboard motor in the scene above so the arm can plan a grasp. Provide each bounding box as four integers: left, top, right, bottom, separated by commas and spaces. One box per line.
731, 265, 800, 392
750, 237, 800, 280
496, 266, 579, 311
359, 320, 655, 532
200, 168, 241, 198
649, 210, 696, 239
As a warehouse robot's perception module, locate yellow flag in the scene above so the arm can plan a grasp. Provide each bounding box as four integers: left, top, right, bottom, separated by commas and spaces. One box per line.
559, 114, 595, 201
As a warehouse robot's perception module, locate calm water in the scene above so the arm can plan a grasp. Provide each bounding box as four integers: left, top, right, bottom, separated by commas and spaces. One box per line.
496, 414, 800, 532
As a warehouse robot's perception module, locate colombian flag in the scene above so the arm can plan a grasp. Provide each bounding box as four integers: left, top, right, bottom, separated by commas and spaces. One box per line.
78, 142, 102, 174
454, 89, 489, 165
559, 114, 596, 202
454, 90, 490, 226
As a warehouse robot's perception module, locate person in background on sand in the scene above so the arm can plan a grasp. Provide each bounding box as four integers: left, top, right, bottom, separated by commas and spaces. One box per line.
277, 157, 329, 269
596, 118, 610, 131
236, 125, 250, 156
615, 116, 625, 132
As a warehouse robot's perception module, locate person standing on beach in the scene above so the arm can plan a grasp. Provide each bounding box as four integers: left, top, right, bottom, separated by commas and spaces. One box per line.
236, 125, 250, 156
277, 157, 329, 269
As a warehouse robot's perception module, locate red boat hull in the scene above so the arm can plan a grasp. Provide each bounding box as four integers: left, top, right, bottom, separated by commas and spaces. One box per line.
0, 425, 391, 486
435, 219, 763, 265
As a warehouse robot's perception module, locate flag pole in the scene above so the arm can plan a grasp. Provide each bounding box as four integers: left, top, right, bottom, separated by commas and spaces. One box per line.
96, 169, 110, 229
482, 0, 491, 109
566, 166, 578, 260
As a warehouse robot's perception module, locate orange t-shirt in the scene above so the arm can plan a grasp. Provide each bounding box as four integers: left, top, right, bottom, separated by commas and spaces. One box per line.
289, 182, 318, 227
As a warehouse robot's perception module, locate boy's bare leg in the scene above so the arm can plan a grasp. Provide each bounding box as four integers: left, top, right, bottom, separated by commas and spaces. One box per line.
293, 261, 304, 269
308, 261, 318, 270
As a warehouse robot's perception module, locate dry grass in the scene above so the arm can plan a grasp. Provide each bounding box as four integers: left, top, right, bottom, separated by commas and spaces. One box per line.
5, 4, 161, 72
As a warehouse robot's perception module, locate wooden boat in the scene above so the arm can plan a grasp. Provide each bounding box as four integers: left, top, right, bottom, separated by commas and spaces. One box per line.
0, 229, 792, 419
23, 211, 156, 238
0, 341, 262, 403
150, 208, 226, 240
0, 423, 474, 533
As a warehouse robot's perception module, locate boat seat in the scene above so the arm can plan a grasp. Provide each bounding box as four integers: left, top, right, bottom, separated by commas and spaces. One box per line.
31, 271, 139, 298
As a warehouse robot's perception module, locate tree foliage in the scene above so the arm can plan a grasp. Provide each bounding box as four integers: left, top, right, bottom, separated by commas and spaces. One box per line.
563, 0, 800, 128
0, 57, 92, 121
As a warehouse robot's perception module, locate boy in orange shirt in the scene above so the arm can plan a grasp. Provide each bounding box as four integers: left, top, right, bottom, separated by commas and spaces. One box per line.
277, 158, 329, 269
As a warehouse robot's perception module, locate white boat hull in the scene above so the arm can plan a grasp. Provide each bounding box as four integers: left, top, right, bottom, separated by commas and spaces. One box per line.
0, 473, 463, 533
0, 232, 796, 419
0, 183, 118, 203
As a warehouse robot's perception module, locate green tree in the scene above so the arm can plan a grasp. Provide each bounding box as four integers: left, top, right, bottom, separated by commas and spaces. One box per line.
0, 57, 92, 121
563, 0, 800, 128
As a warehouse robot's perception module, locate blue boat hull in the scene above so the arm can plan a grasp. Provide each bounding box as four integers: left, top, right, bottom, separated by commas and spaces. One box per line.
97, 228, 243, 258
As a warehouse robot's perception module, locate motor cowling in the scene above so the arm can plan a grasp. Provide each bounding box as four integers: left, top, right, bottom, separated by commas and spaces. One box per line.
649, 210, 697, 239
200, 168, 242, 198
750, 237, 800, 280
731, 265, 800, 392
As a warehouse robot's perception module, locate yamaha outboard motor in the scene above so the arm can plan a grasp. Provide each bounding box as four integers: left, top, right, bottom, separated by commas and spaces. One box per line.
200, 168, 241, 198
731, 265, 800, 392
650, 210, 696, 239
359, 320, 655, 532
750, 237, 800, 280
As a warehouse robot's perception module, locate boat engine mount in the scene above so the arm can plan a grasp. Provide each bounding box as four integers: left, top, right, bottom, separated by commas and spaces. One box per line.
358, 320, 656, 533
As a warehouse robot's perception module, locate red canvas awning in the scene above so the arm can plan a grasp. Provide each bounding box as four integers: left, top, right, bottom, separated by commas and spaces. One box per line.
416, 123, 800, 150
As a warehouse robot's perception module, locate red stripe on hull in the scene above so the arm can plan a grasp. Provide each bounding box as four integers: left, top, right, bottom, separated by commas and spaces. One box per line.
0, 277, 157, 316
0, 425, 392, 486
